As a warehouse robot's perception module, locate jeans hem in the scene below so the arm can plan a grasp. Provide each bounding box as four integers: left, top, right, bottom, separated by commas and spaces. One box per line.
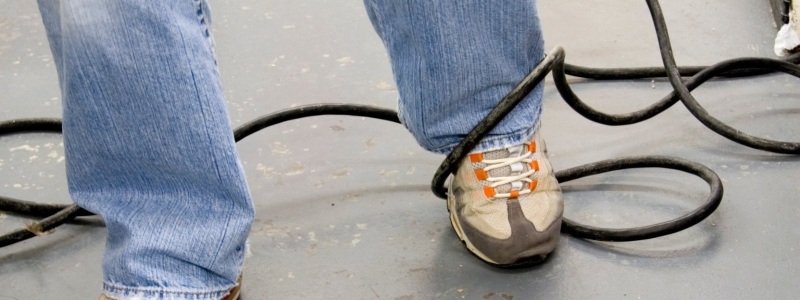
425, 120, 541, 155
103, 281, 236, 300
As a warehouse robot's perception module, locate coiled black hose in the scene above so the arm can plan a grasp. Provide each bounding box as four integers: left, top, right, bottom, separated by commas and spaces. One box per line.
1, 0, 798, 248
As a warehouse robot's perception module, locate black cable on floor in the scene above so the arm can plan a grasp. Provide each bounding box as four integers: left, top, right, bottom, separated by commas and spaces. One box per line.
1, 0, 798, 248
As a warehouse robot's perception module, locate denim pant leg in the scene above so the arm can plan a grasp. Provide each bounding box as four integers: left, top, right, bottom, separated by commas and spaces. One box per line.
37, 1, 253, 298
364, 0, 546, 154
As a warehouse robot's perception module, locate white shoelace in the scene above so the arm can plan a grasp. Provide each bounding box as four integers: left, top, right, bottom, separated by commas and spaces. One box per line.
482, 145, 537, 199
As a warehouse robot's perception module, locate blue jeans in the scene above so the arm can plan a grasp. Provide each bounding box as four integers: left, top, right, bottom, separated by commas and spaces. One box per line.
364, 0, 545, 154
38, 0, 544, 298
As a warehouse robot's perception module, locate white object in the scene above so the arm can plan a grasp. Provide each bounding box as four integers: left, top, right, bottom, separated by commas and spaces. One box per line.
775, 1, 800, 56
796, 0, 800, 34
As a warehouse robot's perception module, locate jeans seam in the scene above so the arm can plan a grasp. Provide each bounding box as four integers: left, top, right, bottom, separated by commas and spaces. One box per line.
173, 6, 232, 269
194, 0, 217, 65
366, 0, 421, 138
103, 281, 232, 298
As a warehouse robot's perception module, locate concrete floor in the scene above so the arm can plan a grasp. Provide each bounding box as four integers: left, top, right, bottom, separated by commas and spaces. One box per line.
1, 0, 799, 299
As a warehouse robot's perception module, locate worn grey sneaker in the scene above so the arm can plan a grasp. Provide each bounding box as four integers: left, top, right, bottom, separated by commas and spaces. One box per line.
447, 129, 563, 267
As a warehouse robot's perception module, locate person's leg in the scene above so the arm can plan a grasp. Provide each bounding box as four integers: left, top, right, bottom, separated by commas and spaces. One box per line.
363, 0, 545, 154
364, 0, 563, 267
38, 1, 252, 298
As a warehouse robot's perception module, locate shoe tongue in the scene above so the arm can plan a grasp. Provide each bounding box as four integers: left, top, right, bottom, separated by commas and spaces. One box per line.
507, 144, 524, 157
483, 144, 524, 161
483, 145, 526, 194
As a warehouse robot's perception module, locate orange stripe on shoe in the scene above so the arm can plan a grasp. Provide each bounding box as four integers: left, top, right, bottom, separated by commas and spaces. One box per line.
469, 153, 483, 163
483, 187, 496, 198
530, 160, 540, 171
475, 169, 488, 180
509, 190, 520, 198
529, 179, 539, 191
529, 142, 537, 153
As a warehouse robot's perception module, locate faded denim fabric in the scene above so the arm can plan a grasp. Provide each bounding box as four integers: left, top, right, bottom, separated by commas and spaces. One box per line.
38, 1, 252, 299
365, 0, 545, 154
37, 0, 544, 298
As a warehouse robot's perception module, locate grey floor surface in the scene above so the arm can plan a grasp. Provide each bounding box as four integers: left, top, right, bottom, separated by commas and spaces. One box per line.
1, 0, 799, 299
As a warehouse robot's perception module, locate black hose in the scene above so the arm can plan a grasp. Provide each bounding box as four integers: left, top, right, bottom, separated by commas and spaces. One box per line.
556, 156, 722, 241
645, 0, 800, 154
0, 204, 86, 248
563, 52, 800, 80
1, 0, 798, 247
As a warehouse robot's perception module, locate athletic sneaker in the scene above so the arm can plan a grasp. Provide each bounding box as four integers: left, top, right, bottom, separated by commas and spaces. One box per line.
447, 129, 563, 267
